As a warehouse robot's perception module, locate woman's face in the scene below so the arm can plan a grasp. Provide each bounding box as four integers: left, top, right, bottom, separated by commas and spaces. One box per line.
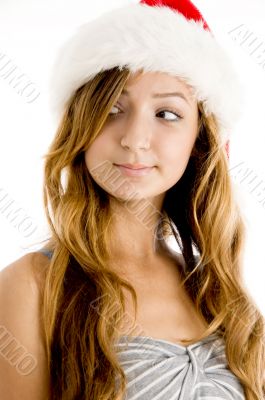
84, 71, 199, 204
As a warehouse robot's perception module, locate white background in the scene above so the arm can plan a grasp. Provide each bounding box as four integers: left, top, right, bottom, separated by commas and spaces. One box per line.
0, 0, 264, 316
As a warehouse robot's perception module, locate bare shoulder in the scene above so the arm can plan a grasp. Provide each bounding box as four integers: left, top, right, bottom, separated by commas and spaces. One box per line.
0, 252, 50, 400
1, 250, 50, 279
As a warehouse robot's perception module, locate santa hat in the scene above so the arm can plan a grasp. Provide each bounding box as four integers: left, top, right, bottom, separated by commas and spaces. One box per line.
49, 0, 245, 159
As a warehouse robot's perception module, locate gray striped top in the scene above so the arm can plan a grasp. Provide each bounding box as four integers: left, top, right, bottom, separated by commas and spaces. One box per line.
37, 248, 246, 399
114, 333, 245, 399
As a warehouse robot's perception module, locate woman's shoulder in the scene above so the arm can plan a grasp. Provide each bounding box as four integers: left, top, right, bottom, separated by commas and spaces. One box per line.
0, 250, 51, 331
0, 251, 50, 293
0, 250, 51, 348
0, 252, 50, 399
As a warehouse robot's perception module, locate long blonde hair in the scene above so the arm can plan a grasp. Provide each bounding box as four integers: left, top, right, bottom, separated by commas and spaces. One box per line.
38, 66, 265, 399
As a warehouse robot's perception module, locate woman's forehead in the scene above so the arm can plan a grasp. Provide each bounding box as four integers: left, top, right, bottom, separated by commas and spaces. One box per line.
125, 70, 196, 102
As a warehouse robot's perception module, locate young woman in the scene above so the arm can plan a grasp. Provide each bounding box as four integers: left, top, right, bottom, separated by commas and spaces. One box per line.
1, 1, 264, 399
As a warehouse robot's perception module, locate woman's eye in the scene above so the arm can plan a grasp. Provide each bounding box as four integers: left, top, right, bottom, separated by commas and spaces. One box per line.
108, 106, 183, 122
109, 105, 120, 116
156, 109, 183, 122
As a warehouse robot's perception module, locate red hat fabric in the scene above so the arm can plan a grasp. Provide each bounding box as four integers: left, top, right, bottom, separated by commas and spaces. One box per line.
140, 0, 211, 31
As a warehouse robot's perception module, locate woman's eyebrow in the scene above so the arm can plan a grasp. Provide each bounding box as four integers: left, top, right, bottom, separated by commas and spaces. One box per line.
121, 89, 191, 106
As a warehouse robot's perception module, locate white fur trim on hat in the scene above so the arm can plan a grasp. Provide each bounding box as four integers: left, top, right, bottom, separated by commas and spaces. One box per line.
48, 3, 245, 144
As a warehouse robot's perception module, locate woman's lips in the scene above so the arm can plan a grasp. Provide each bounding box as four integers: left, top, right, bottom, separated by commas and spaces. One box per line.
114, 164, 154, 177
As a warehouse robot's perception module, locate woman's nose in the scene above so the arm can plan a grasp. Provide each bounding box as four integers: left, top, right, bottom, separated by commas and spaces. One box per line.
120, 114, 151, 151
